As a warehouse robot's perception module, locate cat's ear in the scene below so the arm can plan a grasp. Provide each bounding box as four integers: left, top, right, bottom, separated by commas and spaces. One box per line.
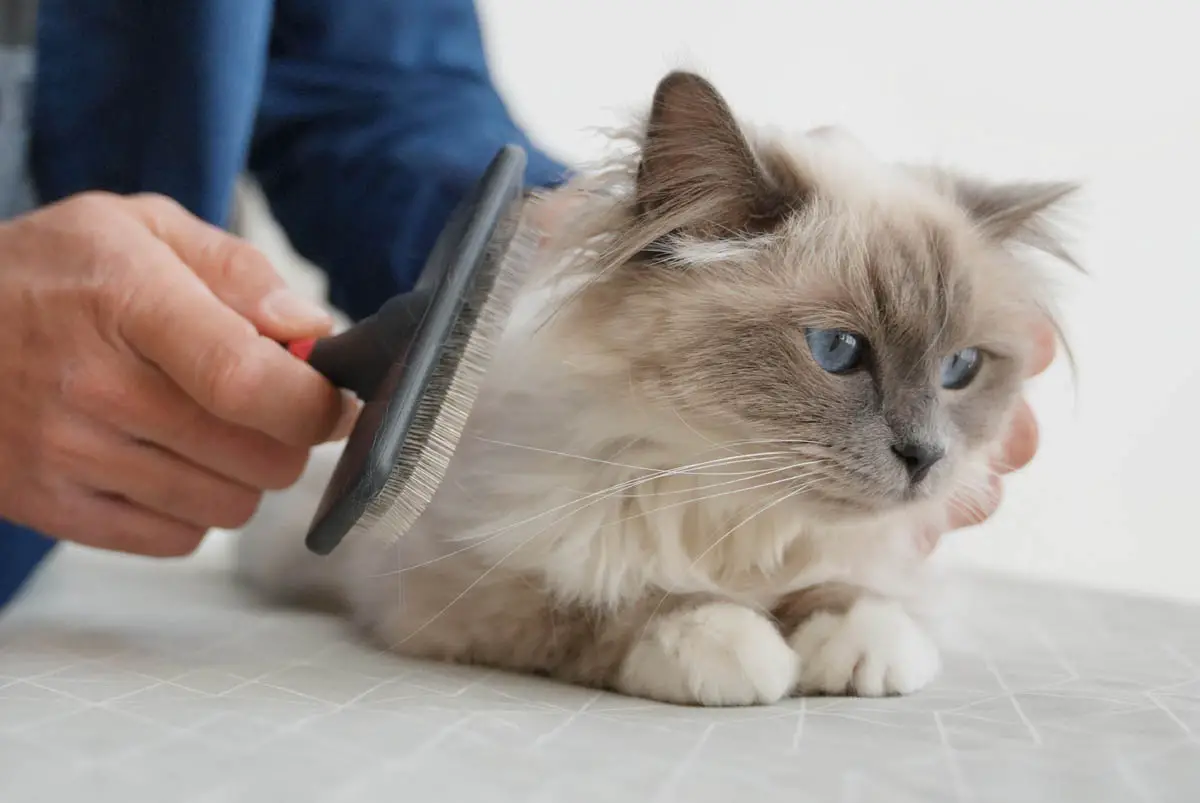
953, 178, 1081, 267
634, 71, 806, 238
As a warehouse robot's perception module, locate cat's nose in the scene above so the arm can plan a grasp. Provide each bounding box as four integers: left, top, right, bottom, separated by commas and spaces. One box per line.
891, 441, 944, 485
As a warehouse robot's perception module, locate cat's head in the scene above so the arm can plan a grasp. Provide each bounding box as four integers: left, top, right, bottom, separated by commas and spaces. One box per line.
546, 71, 1076, 520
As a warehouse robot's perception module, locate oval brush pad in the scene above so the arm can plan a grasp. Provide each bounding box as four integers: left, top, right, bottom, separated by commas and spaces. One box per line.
295, 144, 537, 556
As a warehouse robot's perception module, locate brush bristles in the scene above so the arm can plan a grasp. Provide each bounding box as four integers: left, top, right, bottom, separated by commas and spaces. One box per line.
348, 204, 540, 544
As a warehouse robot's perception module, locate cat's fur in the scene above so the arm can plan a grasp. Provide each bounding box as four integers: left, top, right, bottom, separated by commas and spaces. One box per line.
237, 71, 1076, 706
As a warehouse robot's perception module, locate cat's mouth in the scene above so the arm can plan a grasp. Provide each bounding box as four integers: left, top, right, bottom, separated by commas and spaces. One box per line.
901, 475, 944, 503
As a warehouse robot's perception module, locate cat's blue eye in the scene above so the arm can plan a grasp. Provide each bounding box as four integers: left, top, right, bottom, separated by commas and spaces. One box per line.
940, 347, 983, 390
805, 329, 865, 374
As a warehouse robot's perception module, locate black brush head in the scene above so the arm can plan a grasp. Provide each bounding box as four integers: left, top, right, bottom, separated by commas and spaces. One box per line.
301, 145, 531, 556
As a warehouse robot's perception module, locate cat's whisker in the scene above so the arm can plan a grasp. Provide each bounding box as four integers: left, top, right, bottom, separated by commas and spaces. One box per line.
669, 406, 731, 454
599, 466, 794, 500
609, 453, 825, 492
681, 438, 821, 457
381, 466, 800, 576
946, 474, 1002, 503
953, 480, 999, 499
610, 462, 823, 501
400, 463, 827, 577
494, 452, 800, 512
381, 458, 829, 578
588, 452, 797, 482
684, 479, 820, 571
387, 450, 824, 662
387, 492, 593, 649
369, 456, 805, 577
699, 438, 831, 452
605, 452, 798, 478
478, 430, 829, 477
936, 475, 995, 515
473, 436, 657, 471
472, 437, 796, 475
387, 454, 829, 581
946, 495, 990, 524
987, 458, 1020, 475
634, 482, 815, 644
603, 469, 824, 530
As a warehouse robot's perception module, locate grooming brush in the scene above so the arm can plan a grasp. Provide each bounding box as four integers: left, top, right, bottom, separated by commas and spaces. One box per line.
283, 144, 538, 556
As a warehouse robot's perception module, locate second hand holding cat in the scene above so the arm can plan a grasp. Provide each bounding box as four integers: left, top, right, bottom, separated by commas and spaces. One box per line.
921, 319, 1058, 552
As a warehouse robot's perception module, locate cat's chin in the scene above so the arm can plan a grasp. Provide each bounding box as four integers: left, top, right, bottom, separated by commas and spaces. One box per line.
797, 492, 901, 524
800, 484, 948, 527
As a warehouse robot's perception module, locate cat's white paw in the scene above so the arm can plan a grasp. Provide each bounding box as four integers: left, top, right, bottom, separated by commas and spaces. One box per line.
790, 598, 940, 697
617, 602, 798, 706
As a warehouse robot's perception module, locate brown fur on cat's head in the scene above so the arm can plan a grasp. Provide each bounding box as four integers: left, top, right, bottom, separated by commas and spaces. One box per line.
546, 71, 1077, 517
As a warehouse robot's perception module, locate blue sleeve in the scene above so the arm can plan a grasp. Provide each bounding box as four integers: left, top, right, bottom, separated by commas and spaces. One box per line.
16, 0, 277, 611
249, 0, 568, 321
0, 523, 57, 611
31, 0, 275, 225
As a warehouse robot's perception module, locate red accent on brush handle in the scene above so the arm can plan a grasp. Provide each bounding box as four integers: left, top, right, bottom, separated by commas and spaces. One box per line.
287, 338, 316, 362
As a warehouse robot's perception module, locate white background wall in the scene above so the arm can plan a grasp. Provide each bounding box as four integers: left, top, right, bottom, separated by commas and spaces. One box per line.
257, 0, 1200, 601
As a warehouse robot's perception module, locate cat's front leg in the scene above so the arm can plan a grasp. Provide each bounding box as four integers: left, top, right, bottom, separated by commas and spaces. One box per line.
616, 601, 799, 706
774, 585, 940, 697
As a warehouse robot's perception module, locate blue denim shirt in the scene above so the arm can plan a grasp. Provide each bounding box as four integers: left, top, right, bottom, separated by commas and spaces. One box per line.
0, 24, 53, 610
0, 0, 568, 610
0, 29, 34, 219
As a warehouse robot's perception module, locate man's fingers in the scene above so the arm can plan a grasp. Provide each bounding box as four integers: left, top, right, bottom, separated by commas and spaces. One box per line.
92, 362, 312, 490
329, 392, 363, 442
994, 400, 1039, 475
119, 243, 344, 446
86, 439, 262, 531
940, 393, 1037, 537
945, 473, 1003, 530
121, 193, 333, 341
926, 473, 1002, 551
936, 319, 1055, 542
1028, 317, 1057, 378
54, 417, 263, 529
45, 486, 207, 558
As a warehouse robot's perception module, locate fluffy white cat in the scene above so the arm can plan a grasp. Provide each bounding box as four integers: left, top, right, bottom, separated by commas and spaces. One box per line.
237, 71, 1073, 706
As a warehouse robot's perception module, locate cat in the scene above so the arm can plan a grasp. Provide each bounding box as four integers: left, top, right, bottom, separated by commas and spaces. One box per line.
236, 70, 1076, 706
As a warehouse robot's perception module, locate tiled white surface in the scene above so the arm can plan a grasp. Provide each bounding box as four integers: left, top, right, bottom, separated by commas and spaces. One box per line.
2, 532, 1199, 802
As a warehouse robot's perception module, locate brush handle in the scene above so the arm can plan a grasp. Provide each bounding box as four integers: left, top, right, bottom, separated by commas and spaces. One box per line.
294, 144, 529, 558
285, 288, 435, 401
282, 150, 524, 400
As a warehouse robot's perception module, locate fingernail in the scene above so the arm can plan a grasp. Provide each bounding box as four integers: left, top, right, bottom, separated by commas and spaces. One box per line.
330, 392, 362, 442
262, 289, 332, 327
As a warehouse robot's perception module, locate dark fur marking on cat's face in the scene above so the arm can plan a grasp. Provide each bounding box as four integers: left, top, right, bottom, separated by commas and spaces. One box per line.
633, 72, 810, 260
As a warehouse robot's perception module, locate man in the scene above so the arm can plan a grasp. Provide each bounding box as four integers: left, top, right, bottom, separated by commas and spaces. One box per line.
0, 0, 1049, 610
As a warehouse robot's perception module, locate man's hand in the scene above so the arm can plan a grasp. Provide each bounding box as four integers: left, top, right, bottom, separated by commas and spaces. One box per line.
0, 192, 352, 556
918, 320, 1058, 552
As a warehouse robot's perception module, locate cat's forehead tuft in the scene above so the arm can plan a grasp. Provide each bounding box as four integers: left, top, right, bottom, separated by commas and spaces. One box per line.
752, 143, 1028, 355
768, 132, 945, 215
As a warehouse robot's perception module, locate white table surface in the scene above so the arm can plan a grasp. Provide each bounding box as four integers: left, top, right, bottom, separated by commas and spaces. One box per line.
2, 532, 1199, 803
